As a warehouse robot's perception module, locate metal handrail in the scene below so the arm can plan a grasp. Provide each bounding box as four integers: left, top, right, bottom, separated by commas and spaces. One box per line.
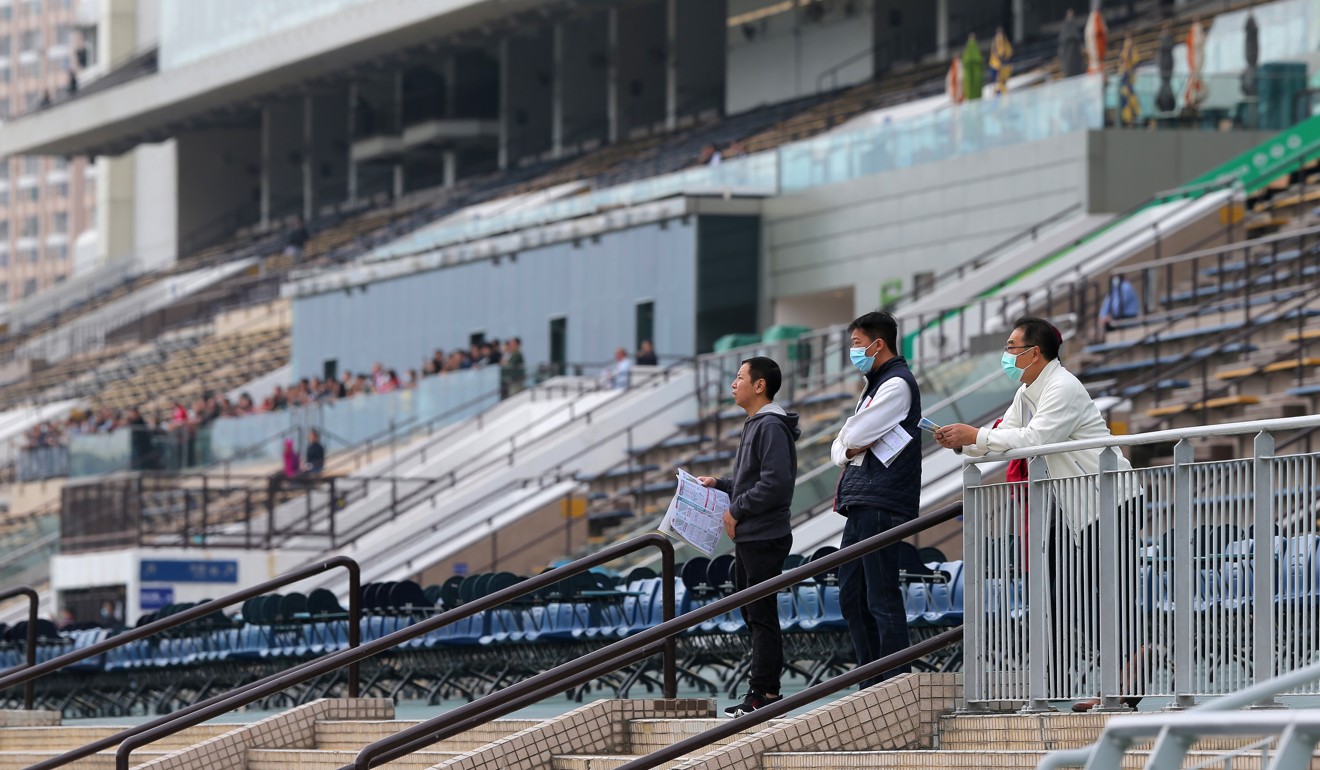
95, 533, 678, 770
342, 501, 965, 770
0, 585, 38, 709
0, 557, 361, 711
322, 363, 693, 549
617, 626, 964, 770
964, 413, 1320, 463
1038, 657, 1320, 770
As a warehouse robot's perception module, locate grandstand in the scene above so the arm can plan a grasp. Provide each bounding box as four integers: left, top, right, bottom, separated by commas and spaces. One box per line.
5, 0, 1320, 768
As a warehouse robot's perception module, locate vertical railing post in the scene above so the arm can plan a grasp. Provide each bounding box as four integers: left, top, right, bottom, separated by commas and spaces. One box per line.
660, 539, 677, 698
961, 462, 984, 710
1172, 439, 1196, 709
1025, 454, 1051, 713
347, 561, 361, 698
1096, 447, 1124, 710
1252, 430, 1278, 704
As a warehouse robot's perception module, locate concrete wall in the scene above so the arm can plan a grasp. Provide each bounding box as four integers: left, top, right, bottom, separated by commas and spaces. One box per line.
176, 126, 261, 254
763, 131, 1090, 326
309, 90, 351, 213
132, 141, 177, 269
291, 219, 699, 377
1086, 129, 1276, 213
726, 0, 874, 114
614, 0, 668, 138
501, 28, 555, 165
555, 13, 610, 153
264, 100, 306, 221
873, 0, 938, 71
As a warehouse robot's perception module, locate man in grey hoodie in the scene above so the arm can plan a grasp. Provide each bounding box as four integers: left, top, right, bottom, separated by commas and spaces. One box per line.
699, 356, 800, 716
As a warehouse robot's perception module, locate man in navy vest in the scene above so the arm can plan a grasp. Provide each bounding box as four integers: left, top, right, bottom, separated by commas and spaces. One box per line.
830, 311, 923, 687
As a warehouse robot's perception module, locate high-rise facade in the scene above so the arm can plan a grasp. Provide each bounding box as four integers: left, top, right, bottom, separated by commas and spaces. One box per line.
0, 0, 94, 303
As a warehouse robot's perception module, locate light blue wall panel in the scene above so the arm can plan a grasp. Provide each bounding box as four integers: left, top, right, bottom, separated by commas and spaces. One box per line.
292, 220, 698, 378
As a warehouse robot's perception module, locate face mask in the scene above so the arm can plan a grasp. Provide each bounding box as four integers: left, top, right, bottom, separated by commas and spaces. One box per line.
1001, 349, 1027, 382
849, 343, 876, 374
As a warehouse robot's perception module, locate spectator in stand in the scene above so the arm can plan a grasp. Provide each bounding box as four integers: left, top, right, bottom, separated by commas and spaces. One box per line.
1059, 8, 1086, 78
700, 144, 723, 166
636, 340, 658, 366
338, 371, 352, 398
376, 370, 401, 394
353, 374, 371, 395
605, 348, 633, 390
170, 401, 189, 428
285, 216, 310, 262
282, 438, 300, 480
371, 363, 388, 391
501, 337, 526, 397
404, 370, 419, 389
271, 386, 288, 410
1098, 274, 1140, 337
432, 349, 446, 375
304, 429, 325, 474
237, 393, 256, 414
127, 407, 155, 471
486, 340, 503, 366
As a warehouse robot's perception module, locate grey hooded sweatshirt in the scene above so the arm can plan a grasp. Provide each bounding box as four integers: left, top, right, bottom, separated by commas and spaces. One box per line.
714, 402, 801, 542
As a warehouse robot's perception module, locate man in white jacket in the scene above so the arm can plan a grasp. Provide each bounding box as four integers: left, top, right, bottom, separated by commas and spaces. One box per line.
934, 316, 1139, 712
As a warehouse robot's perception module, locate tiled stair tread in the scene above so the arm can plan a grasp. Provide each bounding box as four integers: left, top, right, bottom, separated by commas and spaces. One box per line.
552, 756, 682, 770
0, 749, 170, 768
760, 750, 1300, 769
246, 748, 460, 770
0, 723, 235, 750
314, 718, 540, 750
627, 718, 790, 751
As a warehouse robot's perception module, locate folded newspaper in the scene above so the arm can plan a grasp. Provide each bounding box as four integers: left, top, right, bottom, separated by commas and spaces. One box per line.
657, 468, 730, 556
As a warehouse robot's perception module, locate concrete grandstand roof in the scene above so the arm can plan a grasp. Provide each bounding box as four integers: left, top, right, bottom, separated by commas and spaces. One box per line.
0, 0, 559, 158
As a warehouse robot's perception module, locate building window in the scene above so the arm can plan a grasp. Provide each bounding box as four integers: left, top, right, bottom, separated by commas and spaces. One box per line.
48, 243, 66, 260
55, 25, 70, 47
0, 38, 11, 57
0, 253, 7, 268
20, 30, 38, 53
22, 157, 38, 175
22, 278, 35, 297
48, 182, 65, 197
52, 212, 65, 233
21, 215, 36, 237
22, 0, 38, 17
52, 156, 66, 171
27, 246, 36, 262
0, 282, 8, 300
0, 221, 9, 239
0, 190, 9, 206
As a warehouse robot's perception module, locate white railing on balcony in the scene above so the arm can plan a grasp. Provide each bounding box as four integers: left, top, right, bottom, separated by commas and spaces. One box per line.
962, 414, 1320, 713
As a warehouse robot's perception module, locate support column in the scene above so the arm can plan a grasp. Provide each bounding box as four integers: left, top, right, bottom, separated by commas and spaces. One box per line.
260, 106, 271, 225
607, 6, 619, 143
347, 81, 359, 202
498, 37, 511, 169
552, 26, 564, 154
665, 0, 678, 130
1012, 0, 1026, 42
302, 94, 314, 221
936, 0, 950, 59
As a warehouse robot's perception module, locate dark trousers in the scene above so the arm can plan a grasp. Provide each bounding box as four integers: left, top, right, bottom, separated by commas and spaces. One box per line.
735, 534, 793, 696
838, 507, 911, 688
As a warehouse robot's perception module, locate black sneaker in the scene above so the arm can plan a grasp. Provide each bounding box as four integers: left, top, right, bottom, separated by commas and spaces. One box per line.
724, 692, 781, 717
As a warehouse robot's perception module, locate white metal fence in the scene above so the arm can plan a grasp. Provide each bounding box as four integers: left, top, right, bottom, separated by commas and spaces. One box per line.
963, 415, 1320, 712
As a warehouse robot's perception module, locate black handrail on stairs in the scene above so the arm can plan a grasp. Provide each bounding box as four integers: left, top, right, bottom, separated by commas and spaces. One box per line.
16, 556, 361, 770
87, 533, 677, 770
0, 585, 38, 709
340, 500, 965, 770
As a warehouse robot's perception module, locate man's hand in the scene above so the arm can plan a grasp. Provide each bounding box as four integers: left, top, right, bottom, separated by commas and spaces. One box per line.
723, 509, 737, 540
935, 423, 979, 449
844, 445, 872, 460
697, 476, 718, 488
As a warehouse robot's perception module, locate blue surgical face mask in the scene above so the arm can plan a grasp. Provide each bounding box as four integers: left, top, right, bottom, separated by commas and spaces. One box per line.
849, 342, 877, 374
1001, 349, 1027, 382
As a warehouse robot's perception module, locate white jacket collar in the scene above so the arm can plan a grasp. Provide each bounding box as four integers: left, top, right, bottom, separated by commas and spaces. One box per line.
1023, 358, 1063, 400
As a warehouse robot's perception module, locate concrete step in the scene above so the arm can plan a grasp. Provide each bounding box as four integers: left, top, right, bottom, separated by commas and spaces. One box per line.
247, 748, 460, 770
314, 718, 541, 751
0, 722, 235, 751
761, 750, 1305, 770
626, 718, 789, 753
553, 756, 678, 770
936, 713, 1279, 754
0, 750, 170, 770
